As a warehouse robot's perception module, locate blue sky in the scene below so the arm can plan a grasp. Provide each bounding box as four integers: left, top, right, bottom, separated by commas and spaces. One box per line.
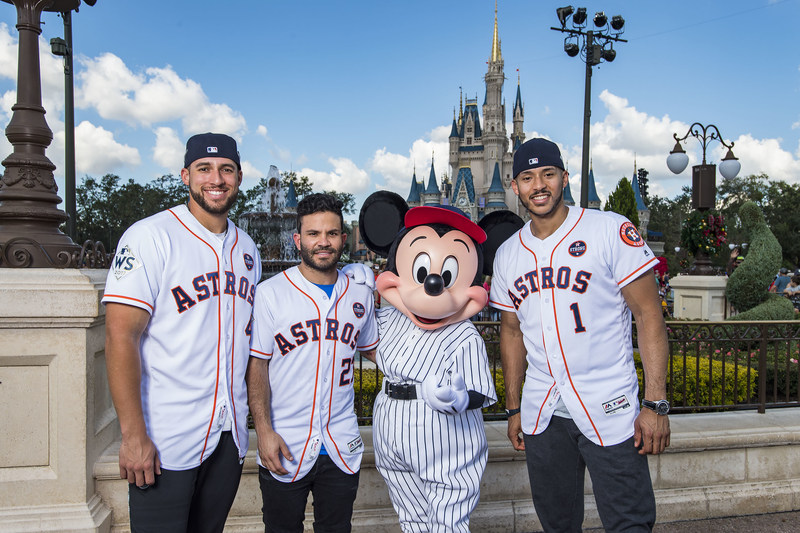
1, 0, 798, 215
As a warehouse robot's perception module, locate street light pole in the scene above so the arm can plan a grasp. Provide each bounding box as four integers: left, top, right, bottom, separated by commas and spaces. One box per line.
552, 6, 626, 208
51, 11, 76, 242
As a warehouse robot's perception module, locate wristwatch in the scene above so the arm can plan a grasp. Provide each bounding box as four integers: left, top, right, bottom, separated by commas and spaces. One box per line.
505, 407, 521, 417
641, 399, 670, 415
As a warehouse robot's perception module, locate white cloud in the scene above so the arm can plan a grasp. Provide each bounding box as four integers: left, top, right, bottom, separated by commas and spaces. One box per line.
369, 125, 450, 195
728, 134, 800, 184
152, 127, 183, 170
256, 124, 269, 138
75, 52, 246, 138
72, 120, 140, 175
301, 157, 370, 194
241, 160, 264, 182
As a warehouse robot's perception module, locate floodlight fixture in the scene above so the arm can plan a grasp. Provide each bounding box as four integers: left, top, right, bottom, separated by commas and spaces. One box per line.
573, 7, 587, 25
593, 11, 607, 27
611, 15, 625, 31
557, 5, 574, 27
564, 40, 580, 57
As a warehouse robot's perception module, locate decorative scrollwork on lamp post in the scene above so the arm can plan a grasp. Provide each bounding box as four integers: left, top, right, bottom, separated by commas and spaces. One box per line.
667, 123, 740, 275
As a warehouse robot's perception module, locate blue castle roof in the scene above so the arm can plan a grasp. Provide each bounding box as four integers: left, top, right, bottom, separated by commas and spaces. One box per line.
563, 180, 574, 205
631, 171, 647, 211
407, 171, 421, 203
488, 162, 504, 193
451, 167, 476, 204
587, 168, 600, 204
285, 180, 298, 208
424, 162, 440, 195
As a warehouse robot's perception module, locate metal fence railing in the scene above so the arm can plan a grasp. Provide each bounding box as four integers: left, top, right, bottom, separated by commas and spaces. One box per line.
354, 318, 800, 423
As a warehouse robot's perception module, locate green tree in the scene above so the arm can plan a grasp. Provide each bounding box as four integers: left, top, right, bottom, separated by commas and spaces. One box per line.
228, 176, 269, 225
76, 173, 188, 250
324, 190, 356, 215
281, 171, 312, 199
762, 180, 800, 267
604, 177, 639, 228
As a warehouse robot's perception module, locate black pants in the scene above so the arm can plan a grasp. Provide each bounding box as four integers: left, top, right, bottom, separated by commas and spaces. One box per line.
523, 416, 656, 533
258, 454, 360, 533
128, 431, 243, 533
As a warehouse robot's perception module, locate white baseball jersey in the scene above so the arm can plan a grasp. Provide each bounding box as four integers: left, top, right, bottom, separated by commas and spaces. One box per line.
373, 306, 496, 532
102, 204, 261, 470
250, 266, 379, 483
489, 206, 658, 447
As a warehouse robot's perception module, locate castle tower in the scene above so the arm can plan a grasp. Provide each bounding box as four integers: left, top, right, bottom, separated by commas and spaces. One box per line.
563, 180, 575, 206
587, 163, 601, 210
512, 72, 525, 150
407, 168, 422, 207
485, 162, 508, 214
422, 157, 441, 206
446, 2, 523, 220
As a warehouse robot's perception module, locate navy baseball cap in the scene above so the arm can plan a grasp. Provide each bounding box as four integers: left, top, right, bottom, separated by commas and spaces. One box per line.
513, 138, 565, 178
404, 204, 487, 244
184, 133, 241, 170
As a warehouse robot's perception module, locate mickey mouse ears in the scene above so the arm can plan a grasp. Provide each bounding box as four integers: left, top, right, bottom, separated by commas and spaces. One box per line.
358, 191, 408, 257
478, 210, 525, 276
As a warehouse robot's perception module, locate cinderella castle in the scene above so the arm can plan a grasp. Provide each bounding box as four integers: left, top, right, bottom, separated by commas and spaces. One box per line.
406, 4, 603, 222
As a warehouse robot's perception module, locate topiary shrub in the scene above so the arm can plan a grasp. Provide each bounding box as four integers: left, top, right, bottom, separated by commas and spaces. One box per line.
726, 201, 794, 320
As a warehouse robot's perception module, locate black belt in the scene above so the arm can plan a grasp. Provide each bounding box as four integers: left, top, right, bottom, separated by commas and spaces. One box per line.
384, 381, 419, 400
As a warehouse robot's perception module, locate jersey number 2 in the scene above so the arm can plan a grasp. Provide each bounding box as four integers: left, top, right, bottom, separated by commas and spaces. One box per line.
339, 357, 354, 386
569, 303, 586, 333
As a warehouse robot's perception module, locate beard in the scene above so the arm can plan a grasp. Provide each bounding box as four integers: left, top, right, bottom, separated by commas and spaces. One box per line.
299, 243, 343, 273
190, 186, 239, 216
520, 185, 564, 219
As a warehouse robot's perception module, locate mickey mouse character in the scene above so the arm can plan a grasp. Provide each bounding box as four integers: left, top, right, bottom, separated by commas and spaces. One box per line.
355, 191, 522, 533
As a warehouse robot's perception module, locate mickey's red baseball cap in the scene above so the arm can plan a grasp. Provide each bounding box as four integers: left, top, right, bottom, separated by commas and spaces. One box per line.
404, 205, 487, 244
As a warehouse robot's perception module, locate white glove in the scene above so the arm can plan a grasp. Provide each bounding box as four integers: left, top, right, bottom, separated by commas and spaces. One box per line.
420, 373, 469, 414
341, 263, 376, 290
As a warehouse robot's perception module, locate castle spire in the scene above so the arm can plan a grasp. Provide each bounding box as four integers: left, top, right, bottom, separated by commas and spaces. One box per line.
491, 0, 502, 62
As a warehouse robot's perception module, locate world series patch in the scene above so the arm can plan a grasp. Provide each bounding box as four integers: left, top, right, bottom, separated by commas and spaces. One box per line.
619, 222, 644, 247
352, 302, 365, 318
111, 245, 142, 280
243, 253, 254, 271
568, 240, 587, 257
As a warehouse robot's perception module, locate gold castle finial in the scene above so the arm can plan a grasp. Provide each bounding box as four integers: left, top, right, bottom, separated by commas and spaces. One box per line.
491, 0, 502, 62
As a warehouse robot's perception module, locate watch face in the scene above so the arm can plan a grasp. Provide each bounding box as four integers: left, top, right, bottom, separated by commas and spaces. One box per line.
656, 400, 670, 415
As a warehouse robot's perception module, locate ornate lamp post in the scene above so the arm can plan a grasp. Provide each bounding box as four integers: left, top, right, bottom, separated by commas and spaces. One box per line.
552, 6, 626, 208
0, 0, 80, 267
667, 123, 740, 275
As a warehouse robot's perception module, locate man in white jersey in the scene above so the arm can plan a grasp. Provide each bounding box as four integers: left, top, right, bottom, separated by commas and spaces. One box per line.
247, 193, 379, 532
103, 133, 261, 532
489, 138, 670, 532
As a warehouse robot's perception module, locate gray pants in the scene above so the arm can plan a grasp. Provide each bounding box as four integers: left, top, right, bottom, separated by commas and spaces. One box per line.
523, 416, 656, 533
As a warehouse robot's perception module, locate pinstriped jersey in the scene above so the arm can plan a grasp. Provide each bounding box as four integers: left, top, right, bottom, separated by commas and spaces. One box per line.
102, 204, 261, 470
489, 206, 658, 446
376, 306, 496, 405
250, 266, 379, 482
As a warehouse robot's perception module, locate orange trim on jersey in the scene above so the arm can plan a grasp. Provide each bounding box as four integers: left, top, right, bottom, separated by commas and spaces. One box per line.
228, 229, 241, 451
357, 338, 380, 351
617, 257, 659, 286
325, 276, 356, 474
103, 294, 154, 312
488, 298, 514, 310
250, 348, 272, 358
547, 208, 604, 445
516, 231, 554, 435
167, 208, 223, 463
283, 270, 324, 482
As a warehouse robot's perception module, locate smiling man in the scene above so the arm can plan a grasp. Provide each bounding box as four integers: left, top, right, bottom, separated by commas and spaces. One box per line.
103, 133, 261, 532
247, 193, 378, 533
490, 138, 670, 532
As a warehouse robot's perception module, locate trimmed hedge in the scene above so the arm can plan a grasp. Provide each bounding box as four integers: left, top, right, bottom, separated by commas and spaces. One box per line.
668, 355, 757, 407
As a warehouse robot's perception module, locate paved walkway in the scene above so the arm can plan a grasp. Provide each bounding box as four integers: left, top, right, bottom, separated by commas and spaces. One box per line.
578, 510, 800, 532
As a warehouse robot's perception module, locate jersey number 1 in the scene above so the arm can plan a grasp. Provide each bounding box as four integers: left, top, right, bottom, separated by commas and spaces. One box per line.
569, 302, 586, 333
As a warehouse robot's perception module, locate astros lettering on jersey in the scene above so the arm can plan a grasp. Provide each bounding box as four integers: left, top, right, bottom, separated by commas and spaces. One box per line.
489, 206, 658, 446
102, 204, 262, 469
249, 266, 379, 482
